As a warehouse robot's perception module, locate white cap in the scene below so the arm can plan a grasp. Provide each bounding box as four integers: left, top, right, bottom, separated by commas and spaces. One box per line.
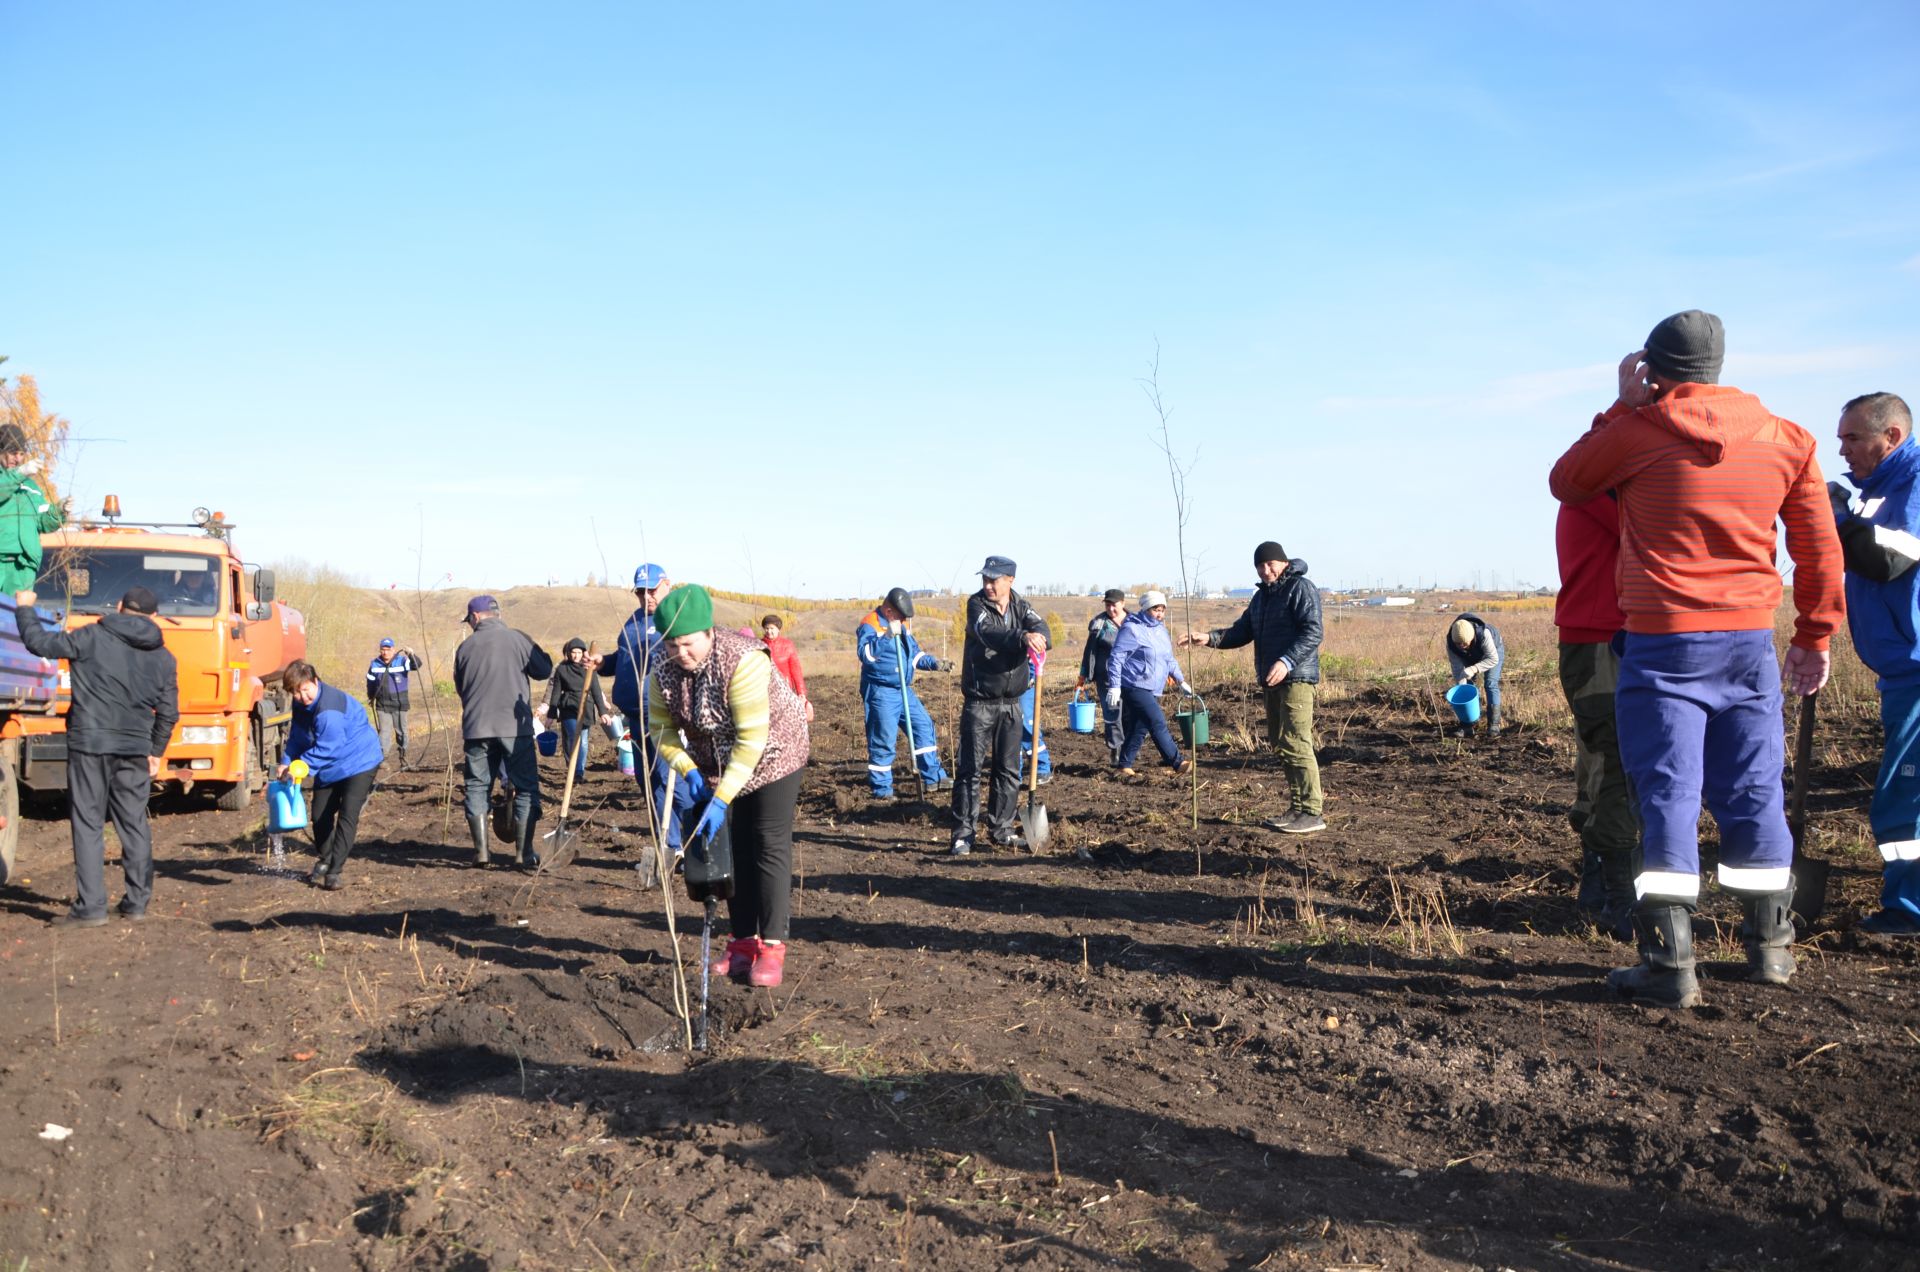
1141, 590, 1168, 609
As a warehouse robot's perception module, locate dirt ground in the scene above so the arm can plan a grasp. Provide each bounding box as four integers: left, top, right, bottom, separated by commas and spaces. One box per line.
2, 672, 1917, 1271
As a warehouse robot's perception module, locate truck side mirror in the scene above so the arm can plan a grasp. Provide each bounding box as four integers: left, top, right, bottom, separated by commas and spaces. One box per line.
253, 568, 276, 604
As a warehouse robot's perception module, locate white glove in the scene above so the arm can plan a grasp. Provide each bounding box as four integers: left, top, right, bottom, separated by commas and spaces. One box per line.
1180, 682, 1198, 698
1104, 687, 1121, 711
16, 458, 40, 476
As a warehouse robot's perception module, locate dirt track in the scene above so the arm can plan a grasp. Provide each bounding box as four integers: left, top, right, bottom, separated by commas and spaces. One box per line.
2, 674, 1917, 1270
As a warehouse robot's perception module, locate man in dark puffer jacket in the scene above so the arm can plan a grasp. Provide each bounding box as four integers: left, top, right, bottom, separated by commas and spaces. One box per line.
1181, 541, 1325, 834
16, 584, 179, 925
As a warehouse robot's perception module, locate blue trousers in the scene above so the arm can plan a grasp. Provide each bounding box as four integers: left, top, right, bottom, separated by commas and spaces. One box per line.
1117, 686, 1181, 769
861, 682, 946, 795
1020, 683, 1051, 778
624, 711, 696, 851
559, 716, 589, 781
1872, 681, 1920, 920
1615, 631, 1791, 902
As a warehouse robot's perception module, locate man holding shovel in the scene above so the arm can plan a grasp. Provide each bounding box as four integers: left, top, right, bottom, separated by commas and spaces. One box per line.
1551, 310, 1844, 1006
951, 555, 1050, 856
1831, 392, 1920, 935
856, 588, 951, 802
1180, 541, 1325, 835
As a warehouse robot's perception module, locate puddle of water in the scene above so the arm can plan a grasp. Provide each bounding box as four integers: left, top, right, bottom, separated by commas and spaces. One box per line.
638, 1018, 725, 1055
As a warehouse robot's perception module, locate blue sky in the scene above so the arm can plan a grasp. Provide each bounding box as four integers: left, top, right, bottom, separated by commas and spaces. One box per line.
5, 2, 1916, 599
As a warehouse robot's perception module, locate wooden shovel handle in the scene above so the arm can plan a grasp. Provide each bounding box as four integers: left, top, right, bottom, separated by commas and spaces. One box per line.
556, 639, 597, 821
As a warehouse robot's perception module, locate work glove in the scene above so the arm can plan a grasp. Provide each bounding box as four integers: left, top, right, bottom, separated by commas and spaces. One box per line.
1457, 675, 1472, 686
937, 659, 955, 672
690, 794, 729, 845
1179, 682, 1198, 698
1104, 687, 1121, 711
679, 768, 708, 803
16, 458, 39, 477
1827, 480, 1854, 521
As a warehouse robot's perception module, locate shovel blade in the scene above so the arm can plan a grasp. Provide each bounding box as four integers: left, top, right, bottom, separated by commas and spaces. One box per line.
1020, 798, 1050, 853
1791, 859, 1831, 926
537, 827, 579, 873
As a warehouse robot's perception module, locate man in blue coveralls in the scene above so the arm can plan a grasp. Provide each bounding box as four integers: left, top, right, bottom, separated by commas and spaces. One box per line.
856, 587, 953, 801
1832, 391, 1920, 935
598, 563, 697, 858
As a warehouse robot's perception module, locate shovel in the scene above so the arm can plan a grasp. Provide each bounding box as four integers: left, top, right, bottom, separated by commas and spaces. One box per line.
1788, 690, 1830, 925
893, 628, 928, 800
539, 640, 598, 873
1019, 658, 1050, 852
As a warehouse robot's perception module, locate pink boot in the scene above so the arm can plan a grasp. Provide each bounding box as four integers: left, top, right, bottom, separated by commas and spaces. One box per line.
750, 940, 787, 987
712, 937, 760, 979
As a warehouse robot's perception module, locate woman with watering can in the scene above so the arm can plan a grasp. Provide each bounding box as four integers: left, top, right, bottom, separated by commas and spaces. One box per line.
279, 659, 384, 890
1105, 591, 1197, 779
648, 585, 810, 988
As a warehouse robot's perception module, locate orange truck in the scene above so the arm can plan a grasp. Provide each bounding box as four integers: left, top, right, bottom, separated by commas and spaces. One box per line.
19, 502, 307, 817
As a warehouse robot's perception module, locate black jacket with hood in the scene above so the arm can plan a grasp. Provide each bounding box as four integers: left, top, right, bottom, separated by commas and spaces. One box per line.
17, 608, 180, 756
1207, 559, 1324, 685
543, 639, 610, 718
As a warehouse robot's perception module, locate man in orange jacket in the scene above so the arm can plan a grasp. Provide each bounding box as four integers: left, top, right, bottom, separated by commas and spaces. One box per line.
1550, 310, 1843, 1008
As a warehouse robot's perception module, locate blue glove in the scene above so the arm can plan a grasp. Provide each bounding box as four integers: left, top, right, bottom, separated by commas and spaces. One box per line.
679, 768, 708, 802
691, 795, 729, 845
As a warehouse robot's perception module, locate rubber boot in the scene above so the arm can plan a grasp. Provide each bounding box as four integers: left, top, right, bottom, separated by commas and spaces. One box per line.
1575, 848, 1606, 914
468, 813, 491, 866
513, 817, 540, 869
1485, 702, 1504, 737
1738, 888, 1796, 985
1594, 848, 1638, 943
1607, 902, 1701, 1008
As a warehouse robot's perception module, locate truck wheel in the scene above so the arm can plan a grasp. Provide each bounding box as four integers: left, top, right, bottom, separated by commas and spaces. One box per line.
0, 739, 21, 887
216, 740, 257, 812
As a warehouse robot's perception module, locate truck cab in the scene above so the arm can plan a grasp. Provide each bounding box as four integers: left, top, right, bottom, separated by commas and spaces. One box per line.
23, 505, 307, 810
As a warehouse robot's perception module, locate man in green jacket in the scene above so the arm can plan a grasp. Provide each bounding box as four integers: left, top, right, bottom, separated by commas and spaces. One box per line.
0, 425, 66, 593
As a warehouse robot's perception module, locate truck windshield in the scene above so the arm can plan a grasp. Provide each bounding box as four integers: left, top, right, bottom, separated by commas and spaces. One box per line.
35, 548, 222, 617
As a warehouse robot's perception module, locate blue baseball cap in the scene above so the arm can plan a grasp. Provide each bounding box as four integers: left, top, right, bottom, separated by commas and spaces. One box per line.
465, 594, 499, 619
633, 563, 666, 589
980, 555, 1016, 579
379, 637, 395, 648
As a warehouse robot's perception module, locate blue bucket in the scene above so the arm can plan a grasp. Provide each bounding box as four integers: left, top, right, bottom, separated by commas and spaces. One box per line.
1068, 696, 1096, 734
536, 729, 558, 757
266, 779, 308, 833
1445, 683, 1482, 724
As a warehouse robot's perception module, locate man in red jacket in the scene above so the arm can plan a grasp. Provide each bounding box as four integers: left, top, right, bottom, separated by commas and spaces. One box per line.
1555, 492, 1634, 941
1550, 310, 1843, 1008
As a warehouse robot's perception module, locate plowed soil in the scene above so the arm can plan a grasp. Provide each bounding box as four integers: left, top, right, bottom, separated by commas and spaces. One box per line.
2, 674, 1917, 1270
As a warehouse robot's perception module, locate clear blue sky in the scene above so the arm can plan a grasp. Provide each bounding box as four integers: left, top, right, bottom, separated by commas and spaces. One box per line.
6, 2, 1916, 599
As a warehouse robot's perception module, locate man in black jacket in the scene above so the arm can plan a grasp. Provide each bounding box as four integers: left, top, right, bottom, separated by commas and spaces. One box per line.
952, 555, 1050, 856
15, 585, 179, 925
1181, 541, 1326, 834
453, 595, 554, 867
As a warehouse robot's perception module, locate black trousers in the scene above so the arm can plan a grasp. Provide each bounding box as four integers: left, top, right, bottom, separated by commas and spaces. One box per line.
68, 750, 154, 917
680, 767, 803, 942
952, 696, 1023, 843
310, 767, 377, 877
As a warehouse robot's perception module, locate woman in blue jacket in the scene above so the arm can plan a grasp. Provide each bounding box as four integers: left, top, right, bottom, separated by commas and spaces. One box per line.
279, 659, 385, 889
1103, 591, 1198, 777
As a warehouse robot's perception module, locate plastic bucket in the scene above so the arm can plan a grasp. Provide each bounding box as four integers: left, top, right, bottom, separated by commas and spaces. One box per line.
1068, 698, 1096, 733
266, 779, 308, 833
1445, 683, 1482, 724
1176, 708, 1210, 747
617, 737, 635, 776
536, 729, 558, 757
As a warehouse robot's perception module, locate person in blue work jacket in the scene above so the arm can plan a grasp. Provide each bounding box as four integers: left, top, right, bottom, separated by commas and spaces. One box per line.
1833, 391, 1920, 936
1105, 590, 1197, 776
279, 659, 385, 890
857, 587, 953, 801
596, 563, 697, 857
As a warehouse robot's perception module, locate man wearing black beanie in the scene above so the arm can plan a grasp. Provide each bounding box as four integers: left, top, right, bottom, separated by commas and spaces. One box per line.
1179, 541, 1326, 833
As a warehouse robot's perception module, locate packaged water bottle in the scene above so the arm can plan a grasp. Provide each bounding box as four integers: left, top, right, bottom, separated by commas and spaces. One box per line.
617, 735, 635, 776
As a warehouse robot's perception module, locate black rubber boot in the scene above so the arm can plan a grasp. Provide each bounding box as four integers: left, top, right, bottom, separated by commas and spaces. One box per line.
1485, 703, 1504, 737
1594, 849, 1638, 943
468, 814, 491, 865
1575, 848, 1606, 914
1607, 902, 1701, 1007
1738, 888, 1796, 985
513, 817, 540, 869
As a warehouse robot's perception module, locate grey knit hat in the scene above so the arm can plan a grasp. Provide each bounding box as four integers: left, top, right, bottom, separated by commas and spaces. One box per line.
1645, 310, 1725, 385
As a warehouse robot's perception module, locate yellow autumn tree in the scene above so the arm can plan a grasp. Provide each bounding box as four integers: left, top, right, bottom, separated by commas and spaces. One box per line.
0, 364, 69, 500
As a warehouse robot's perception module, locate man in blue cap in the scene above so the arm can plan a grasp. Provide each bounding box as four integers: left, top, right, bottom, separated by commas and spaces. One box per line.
951, 555, 1051, 855
366, 636, 423, 769
596, 564, 696, 859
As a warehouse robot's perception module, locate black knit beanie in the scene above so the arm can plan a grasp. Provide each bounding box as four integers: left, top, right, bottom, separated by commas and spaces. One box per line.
1254, 541, 1288, 565
1644, 310, 1725, 385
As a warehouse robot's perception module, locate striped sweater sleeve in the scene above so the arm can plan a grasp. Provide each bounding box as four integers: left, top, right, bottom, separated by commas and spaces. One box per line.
715, 653, 772, 803
646, 673, 698, 781
1782, 448, 1846, 650
1548, 404, 1639, 503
